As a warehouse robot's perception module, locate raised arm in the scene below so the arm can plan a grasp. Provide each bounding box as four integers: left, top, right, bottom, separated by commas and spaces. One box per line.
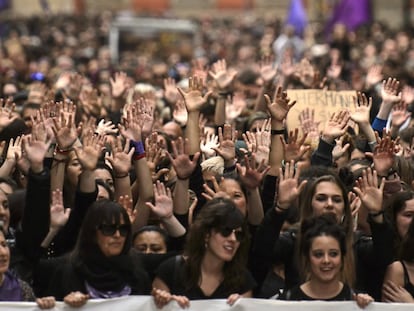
264, 86, 296, 176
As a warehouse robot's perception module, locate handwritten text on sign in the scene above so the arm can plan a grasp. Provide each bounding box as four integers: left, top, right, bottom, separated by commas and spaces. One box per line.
286, 89, 357, 136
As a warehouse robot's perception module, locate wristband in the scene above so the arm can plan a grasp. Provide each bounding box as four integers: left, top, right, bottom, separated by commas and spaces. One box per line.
130, 140, 145, 154
133, 153, 146, 161
368, 210, 384, 217
271, 129, 285, 135
275, 202, 289, 212
114, 172, 129, 178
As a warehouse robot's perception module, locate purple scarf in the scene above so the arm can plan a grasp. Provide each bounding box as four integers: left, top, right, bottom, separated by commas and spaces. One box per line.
0, 271, 22, 301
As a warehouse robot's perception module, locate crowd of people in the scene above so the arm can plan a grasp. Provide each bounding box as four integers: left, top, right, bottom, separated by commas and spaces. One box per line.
0, 9, 413, 309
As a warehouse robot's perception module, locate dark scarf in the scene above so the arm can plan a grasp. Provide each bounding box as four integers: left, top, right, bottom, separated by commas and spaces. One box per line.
74, 248, 137, 293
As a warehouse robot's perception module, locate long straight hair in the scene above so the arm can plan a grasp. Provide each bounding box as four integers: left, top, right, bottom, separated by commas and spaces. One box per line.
298, 174, 355, 287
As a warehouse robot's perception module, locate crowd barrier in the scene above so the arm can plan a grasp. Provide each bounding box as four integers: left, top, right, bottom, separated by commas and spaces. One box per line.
0, 296, 412, 310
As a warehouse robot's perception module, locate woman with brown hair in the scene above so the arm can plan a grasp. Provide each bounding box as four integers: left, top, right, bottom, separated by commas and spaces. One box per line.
152, 197, 255, 308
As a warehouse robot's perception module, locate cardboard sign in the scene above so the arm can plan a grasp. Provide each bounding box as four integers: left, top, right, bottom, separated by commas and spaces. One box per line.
286, 89, 357, 136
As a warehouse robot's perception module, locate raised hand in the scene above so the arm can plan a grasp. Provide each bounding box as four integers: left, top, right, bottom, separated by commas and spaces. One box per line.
353, 168, 384, 215
6, 136, 22, 163
264, 86, 296, 122
169, 137, 200, 180
200, 132, 219, 159
260, 54, 277, 84
213, 124, 237, 166
110, 71, 129, 99
381, 77, 401, 105
236, 154, 270, 190
52, 101, 79, 150
119, 104, 143, 142
368, 131, 396, 177
255, 119, 271, 165
321, 109, 350, 144
79, 88, 101, 117
282, 128, 310, 163
74, 134, 106, 171
208, 59, 237, 91
391, 101, 410, 130
145, 181, 174, 220
277, 160, 307, 210
177, 76, 211, 112
105, 136, 133, 177
172, 99, 188, 127
49, 189, 71, 230
225, 92, 246, 123
22, 132, 52, 169
332, 135, 351, 162
163, 77, 180, 105
95, 119, 118, 136
192, 58, 208, 83
0, 98, 17, 131
350, 92, 372, 125
365, 64, 383, 89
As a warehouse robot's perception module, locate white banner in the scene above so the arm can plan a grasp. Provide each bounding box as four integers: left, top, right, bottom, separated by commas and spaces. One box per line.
0, 296, 412, 310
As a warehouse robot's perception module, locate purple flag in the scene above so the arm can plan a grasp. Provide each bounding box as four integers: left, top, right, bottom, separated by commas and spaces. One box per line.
286, 0, 308, 37
326, 0, 372, 32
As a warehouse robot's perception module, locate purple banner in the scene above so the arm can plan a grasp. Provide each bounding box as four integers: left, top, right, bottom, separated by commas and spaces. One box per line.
326, 0, 372, 32
286, 0, 308, 37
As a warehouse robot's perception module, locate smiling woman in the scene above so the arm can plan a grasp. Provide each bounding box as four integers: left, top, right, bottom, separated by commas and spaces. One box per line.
283, 214, 374, 309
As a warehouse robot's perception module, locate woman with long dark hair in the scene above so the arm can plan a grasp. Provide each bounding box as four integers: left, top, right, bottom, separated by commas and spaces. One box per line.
37, 199, 150, 307
152, 197, 255, 308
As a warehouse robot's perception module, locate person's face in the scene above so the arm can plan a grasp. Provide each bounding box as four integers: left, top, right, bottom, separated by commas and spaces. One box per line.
0, 183, 13, 196
219, 179, 247, 217
96, 219, 128, 257
94, 168, 114, 193
66, 153, 82, 187
97, 185, 110, 201
133, 231, 167, 254
311, 181, 345, 221
0, 231, 10, 275
0, 191, 10, 233
309, 235, 342, 284
21, 107, 38, 129
206, 227, 242, 262
396, 199, 414, 239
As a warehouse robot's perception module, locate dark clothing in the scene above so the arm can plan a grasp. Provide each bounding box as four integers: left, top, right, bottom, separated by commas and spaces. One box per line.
283, 283, 353, 301
35, 251, 150, 300
10, 168, 51, 283
156, 256, 256, 299
252, 208, 394, 301
401, 261, 414, 297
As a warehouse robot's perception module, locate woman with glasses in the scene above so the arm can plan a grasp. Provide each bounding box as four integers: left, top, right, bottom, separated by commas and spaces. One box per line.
37, 199, 150, 307
152, 197, 256, 308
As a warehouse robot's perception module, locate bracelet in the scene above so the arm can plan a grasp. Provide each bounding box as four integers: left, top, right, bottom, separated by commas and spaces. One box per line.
130, 140, 145, 154
55, 146, 73, 154
133, 153, 146, 161
271, 129, 285, 135
368, 210, 384, 217
275, 202, 289, 212
114, 172, 129, 179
